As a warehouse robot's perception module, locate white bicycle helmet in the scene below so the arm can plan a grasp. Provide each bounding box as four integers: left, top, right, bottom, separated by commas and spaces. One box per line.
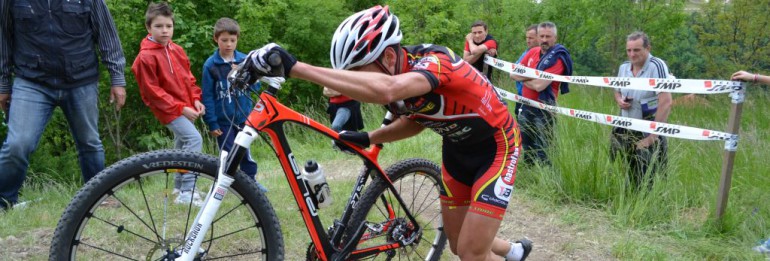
330, 5, 403, 70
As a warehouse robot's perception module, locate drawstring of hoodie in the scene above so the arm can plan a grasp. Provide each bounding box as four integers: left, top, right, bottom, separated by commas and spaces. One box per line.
148, 36, 175, 74
165, 45, 174, 75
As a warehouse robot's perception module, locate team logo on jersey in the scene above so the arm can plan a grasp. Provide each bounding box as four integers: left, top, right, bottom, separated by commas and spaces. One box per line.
494, 178, 513, 202
414, 56, 439, 70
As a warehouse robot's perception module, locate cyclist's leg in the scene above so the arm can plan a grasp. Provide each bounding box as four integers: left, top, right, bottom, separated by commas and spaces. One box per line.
446, 208, 523, 261
453, 121, 525, 260
456, 212, 503, 260
438, 148, 473, 255
166, 116, 203, 191
60, 82, 104, 182
0, 78, 57, 208
438, 181, 469, 255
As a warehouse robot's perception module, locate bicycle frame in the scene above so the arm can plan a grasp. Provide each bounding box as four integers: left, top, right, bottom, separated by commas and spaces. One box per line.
178, 78, 424, 261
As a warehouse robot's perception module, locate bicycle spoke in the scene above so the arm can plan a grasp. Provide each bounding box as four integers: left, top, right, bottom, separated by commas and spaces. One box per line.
107, 193, 162, 242
88, 214, 158, 244
211, 200, 247, 224
412, 175, 430, 213
182, 173, 201, 238
75, 240, 141, 261
202, 224, 258, 243
137, 177, 161, 242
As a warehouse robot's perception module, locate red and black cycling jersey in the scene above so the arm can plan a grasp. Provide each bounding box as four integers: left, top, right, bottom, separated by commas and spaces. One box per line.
397, 44, 512, 144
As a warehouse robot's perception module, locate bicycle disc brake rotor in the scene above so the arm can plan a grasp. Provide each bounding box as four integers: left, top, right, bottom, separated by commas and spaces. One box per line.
389, 218, 421, 245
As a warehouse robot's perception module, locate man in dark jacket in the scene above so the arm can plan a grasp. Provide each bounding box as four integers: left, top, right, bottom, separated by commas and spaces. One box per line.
510, 22, 573, 166
0, 0, 126, 210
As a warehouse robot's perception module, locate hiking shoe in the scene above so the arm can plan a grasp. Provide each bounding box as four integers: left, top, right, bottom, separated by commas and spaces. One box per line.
174, 190, 203, 207
506, 238, 533, 261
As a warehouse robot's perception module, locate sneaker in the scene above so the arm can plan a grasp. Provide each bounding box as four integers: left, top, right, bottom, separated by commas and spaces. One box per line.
754, 239, 770, 254
175, 190, 203, 207
506, 238, 533, 261
517, 238, 533, 261
11, 198, 42, 210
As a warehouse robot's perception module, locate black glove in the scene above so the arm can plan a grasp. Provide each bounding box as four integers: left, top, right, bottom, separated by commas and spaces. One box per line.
246, 43, 297, 78
334, 131, 370, 154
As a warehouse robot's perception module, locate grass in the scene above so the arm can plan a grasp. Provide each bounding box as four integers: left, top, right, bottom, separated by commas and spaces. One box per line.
2, 81, 770, 260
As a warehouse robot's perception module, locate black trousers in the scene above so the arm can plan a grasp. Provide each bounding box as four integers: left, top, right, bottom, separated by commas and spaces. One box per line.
610, 127, 668, 189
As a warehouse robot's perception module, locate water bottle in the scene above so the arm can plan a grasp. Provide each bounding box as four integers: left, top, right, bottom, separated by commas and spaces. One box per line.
302, 160, 332, 208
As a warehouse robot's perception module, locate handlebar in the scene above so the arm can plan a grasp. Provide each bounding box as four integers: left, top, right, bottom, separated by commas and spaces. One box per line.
227, 51, 284, 93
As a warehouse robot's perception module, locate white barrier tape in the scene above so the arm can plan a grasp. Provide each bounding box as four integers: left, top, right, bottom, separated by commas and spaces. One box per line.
730, 88, 746, 104
484, 55, 743, 94
494, 87, 738, 142
725, 136, 739, 151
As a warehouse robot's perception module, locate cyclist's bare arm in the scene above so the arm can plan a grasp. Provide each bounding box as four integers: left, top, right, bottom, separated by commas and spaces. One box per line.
290, 62, 432, 104
369, 116, 425, 144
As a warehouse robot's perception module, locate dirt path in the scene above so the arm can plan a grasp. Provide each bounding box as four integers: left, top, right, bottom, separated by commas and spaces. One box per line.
491, 194, 618, 261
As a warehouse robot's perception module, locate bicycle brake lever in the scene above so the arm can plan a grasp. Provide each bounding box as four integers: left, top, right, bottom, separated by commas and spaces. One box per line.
228, 60, 253, 90
260, 76, 285, 89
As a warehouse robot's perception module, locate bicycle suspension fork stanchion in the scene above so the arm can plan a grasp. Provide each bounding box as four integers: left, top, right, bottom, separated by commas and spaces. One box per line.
177, 126, 260, 261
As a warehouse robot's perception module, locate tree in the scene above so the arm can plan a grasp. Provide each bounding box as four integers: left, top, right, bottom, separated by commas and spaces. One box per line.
692, 0, 770, 79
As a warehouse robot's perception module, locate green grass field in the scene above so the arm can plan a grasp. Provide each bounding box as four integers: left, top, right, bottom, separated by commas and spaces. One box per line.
1, 78, 769, 260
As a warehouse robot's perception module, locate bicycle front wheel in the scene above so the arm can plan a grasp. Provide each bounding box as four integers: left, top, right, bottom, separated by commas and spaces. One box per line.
345, 158, 446, 260
49, 149, 284, 260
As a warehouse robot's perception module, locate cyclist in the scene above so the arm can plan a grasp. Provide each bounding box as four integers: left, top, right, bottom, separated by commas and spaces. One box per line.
245, 5, 531, 261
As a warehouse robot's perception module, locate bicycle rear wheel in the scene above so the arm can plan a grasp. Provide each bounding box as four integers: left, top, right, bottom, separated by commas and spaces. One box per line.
49, 149, 284, 260
344, 158, 446, 260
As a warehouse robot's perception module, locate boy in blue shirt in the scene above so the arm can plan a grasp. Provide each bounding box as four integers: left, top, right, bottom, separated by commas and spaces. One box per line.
201, 18, 266, 191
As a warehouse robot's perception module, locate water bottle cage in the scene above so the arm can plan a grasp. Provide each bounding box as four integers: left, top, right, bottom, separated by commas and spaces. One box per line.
312, 183, 329, 203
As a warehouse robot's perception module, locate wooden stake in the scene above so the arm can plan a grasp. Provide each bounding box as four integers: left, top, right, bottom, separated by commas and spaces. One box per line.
715, 83, 746, 221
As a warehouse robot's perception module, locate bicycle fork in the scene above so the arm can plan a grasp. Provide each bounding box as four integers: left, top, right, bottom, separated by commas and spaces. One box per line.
176, 127, 260, 261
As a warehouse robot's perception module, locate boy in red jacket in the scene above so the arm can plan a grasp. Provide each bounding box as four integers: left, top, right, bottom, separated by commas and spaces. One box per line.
132, 2, 206, 206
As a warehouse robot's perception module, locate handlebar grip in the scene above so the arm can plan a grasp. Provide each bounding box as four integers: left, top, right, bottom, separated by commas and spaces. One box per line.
267, 51, 282, 67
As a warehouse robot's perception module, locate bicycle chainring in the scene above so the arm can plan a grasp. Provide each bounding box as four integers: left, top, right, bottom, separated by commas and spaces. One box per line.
306, 243, 321, 261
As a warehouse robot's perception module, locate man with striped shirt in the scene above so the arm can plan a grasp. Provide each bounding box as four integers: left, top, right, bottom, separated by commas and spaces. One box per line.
610, 31, 672, 189
0, 0, 126, 210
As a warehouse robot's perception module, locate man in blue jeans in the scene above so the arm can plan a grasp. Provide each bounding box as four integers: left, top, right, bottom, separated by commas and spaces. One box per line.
0, 0, 127, 210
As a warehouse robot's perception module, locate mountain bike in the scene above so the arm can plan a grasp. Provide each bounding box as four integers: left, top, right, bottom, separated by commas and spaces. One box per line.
49, 55, 446, 260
